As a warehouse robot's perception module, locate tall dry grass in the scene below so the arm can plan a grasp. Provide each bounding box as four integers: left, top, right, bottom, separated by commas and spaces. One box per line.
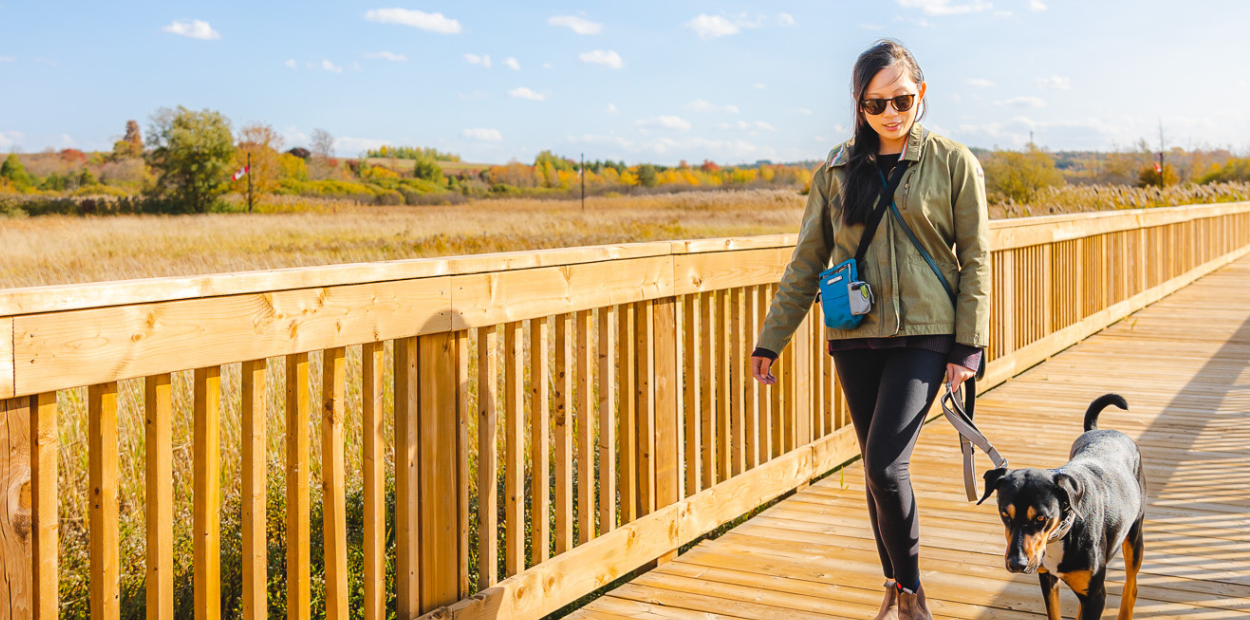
0, 189, 805, 289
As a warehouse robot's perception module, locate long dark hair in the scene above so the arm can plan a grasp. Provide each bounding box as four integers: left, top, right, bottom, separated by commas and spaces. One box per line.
840, 39, 927, 225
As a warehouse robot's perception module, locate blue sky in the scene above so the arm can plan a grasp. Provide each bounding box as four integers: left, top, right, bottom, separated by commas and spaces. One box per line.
2, 1, 1249, 165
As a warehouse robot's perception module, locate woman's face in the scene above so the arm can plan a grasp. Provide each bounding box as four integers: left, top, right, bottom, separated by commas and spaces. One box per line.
861, 63, 927, 148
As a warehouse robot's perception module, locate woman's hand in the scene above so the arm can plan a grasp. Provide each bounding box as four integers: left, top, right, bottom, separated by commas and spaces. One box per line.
751, 356, 778, 385
945, 362, 975, 393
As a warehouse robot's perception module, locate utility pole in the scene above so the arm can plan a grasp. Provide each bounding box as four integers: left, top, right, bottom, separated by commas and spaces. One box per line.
246, 151, 254, 213
580, 152, 585, 214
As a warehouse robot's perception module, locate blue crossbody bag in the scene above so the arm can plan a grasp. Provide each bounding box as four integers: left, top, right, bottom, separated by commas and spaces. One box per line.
817, 161, 908, 330
818, 154, 961, 330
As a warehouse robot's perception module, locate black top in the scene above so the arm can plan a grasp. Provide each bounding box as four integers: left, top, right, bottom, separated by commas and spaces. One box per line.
876, 151, 902, 176
752, 149, 984, 372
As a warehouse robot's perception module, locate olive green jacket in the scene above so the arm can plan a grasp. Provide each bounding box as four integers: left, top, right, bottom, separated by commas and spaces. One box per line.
755, 122, 991, 354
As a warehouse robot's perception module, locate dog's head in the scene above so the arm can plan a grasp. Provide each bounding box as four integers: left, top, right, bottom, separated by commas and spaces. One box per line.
978, 467, 1083, 574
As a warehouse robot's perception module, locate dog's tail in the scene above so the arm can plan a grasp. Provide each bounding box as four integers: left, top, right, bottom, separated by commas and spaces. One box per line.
1084, 394, 1128, 431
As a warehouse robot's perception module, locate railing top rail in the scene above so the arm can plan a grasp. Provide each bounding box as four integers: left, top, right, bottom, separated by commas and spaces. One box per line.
1, 200, 1246, 319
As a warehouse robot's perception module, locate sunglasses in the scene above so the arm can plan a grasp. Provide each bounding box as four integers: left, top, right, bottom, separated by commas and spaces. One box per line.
860, 93, 916, 116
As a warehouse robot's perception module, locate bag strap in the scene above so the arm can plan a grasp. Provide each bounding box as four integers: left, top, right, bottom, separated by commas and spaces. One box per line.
854, 161, 909, 266
880, 170, 955, 305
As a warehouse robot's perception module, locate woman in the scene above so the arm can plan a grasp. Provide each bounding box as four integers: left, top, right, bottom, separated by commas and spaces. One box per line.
750, 39, 990, 620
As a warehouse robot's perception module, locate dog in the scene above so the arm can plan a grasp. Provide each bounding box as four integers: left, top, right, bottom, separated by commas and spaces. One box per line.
977, 394, 1145, 620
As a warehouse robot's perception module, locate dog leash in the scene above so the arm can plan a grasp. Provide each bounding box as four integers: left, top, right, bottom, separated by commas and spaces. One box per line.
940, 377, 1009, 502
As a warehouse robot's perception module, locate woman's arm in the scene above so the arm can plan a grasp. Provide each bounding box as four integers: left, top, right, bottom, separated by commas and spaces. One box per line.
754, 163, 835, 354
950, 146, 991, 349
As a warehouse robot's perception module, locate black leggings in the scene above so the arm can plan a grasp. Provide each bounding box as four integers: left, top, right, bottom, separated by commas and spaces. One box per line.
831, 346, 946, 589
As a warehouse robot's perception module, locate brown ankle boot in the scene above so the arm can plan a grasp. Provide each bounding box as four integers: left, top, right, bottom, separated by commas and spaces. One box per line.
897, 583, 933, 620
873, 580, 899, 620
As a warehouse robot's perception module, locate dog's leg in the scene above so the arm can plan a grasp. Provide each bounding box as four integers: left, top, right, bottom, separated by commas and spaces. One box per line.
1038, 571, 1061, 620
1075, 570, 1108, 620
1118, 517, 1145, 620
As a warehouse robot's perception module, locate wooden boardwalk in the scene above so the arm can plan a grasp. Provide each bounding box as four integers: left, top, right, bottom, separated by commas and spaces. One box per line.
572, 255, 1250, 620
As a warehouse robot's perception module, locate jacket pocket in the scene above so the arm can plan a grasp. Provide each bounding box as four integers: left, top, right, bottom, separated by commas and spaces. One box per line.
898, 255, 960, 326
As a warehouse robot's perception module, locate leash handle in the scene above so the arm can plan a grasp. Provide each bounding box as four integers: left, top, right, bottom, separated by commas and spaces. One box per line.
942, 379, 1007, 501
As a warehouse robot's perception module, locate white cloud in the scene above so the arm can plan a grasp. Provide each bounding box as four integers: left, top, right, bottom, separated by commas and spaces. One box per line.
161, 19, 220, 40
0, 131, 23, 149
335, 136, 389, 155
366, 51, 408, 61
320, 59, 343, 74
548, 15, 603, 35
994, 10, 1015, 17
508, 87, 545, 101
1029, 0, 1047, 10
284, 59, 296, 69
895, 0, 993, 16
60, 134, 75, 146
754, 83, 766, 89
542, 62, 553, 69
1036, 75, 1070, 90
351, 62, 362, 72
777, 12, 796, 27
464, 128, 503, 141
994, 96, 1046, 108
858, 23, 884, 30
636, 116, 692, 131
685, 14, 740, 39
0, 56, 14, 62
790, 108, 813, 115
579, 49, 624, 69
504, 57, 520, 71
966, 78, 995, 88
894, 15, 937, 27
363, 8, 461, 33
683, 99, 738, 113
606, 103, 618, 113
718, 120, 776, 132
464, 53, 492, 68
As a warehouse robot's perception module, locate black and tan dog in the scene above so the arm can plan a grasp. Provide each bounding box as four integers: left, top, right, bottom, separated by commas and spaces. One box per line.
978, 394, 1145, 620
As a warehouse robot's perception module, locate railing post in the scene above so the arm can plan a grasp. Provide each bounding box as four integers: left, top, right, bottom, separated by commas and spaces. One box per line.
418, 332, 462, 612
1, 396, 33, 618
31, 392, 57, 620
394, 338, 420, 617
653, 298, 679, 563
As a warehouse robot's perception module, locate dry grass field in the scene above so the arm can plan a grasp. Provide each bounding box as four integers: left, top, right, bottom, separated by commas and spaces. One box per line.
0, 189, 805, 289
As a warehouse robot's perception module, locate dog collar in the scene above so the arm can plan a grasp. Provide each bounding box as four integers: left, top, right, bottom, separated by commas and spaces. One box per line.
1049, 510, 1077, 541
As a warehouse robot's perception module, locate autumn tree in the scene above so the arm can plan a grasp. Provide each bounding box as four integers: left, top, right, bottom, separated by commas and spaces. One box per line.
112, 119, 144, 159
310, 128, 336, 179
147, 106, 236, 213
981, 143, 1064, 204
234, 123, 285, 208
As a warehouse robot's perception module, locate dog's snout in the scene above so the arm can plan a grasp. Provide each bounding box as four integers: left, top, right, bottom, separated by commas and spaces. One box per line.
1006, 554, 1030, 573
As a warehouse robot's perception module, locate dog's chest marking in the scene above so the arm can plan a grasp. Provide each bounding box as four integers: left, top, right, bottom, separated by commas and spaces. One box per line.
1041, 540, 1065, 575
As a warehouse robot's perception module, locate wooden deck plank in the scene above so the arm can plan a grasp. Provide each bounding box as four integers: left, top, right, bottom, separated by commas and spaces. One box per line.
579, 253, 1250, 619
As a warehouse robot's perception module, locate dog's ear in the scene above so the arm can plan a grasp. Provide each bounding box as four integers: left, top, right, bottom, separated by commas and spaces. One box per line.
1055, 472, 1085, 517
977, 467, 1008, 505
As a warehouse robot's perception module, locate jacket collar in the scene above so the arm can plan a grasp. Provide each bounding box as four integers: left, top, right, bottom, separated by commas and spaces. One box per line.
827, 121, 926, 168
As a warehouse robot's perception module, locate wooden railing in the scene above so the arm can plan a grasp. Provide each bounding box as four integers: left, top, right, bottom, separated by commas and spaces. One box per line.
1, 201, 1248, 620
